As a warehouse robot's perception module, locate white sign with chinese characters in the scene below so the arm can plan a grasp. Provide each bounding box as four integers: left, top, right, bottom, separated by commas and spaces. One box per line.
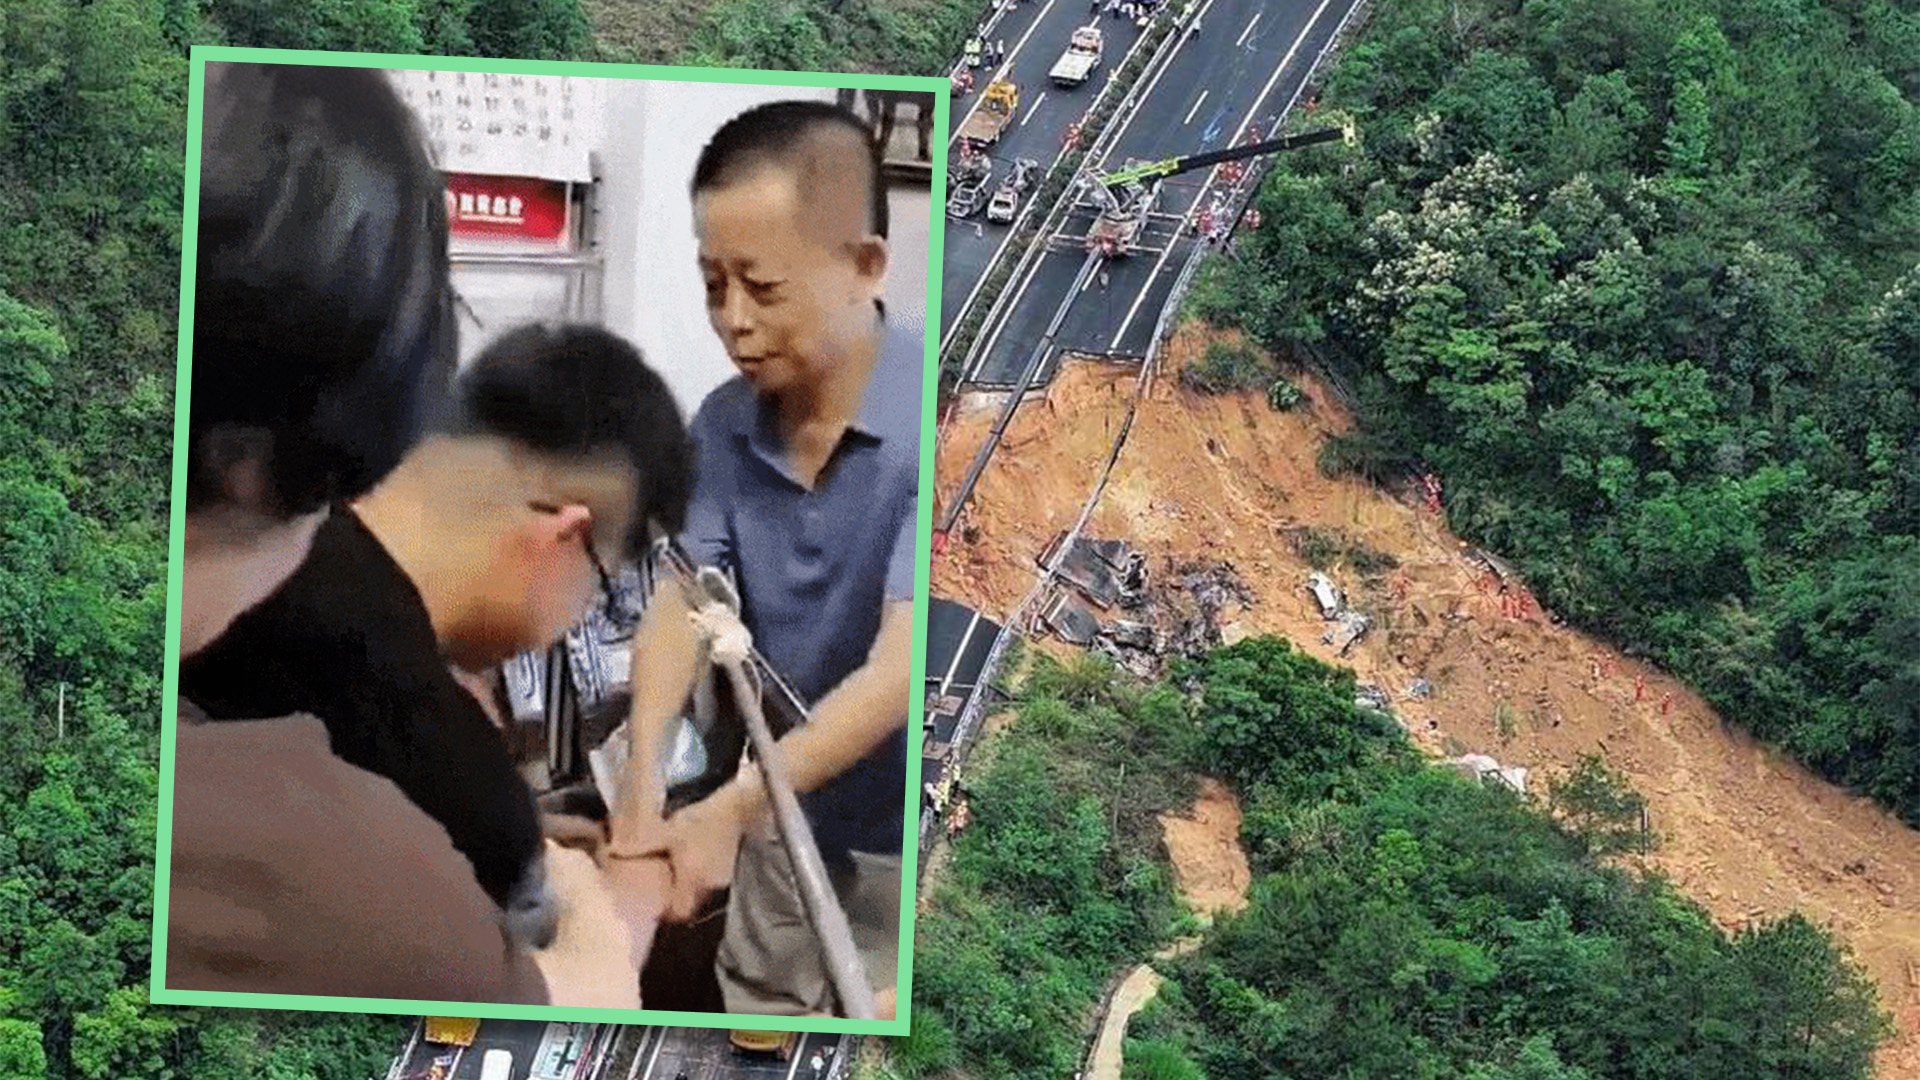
385, 68, 596, 183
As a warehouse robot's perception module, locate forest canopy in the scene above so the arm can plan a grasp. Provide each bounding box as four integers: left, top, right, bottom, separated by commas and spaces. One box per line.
1190, 0, 1920, 824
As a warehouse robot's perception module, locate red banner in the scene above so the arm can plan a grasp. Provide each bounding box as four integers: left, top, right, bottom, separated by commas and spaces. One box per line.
444, 174, 569, 243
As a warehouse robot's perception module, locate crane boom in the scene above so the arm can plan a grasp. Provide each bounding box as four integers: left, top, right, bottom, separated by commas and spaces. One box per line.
1096, 121, 1351, 189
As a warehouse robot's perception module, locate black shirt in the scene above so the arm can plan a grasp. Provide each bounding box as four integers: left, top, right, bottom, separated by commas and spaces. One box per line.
180, 507, 545, 914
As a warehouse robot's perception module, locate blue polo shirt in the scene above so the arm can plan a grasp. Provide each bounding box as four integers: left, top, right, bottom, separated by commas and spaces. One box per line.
678, 317, 923, 862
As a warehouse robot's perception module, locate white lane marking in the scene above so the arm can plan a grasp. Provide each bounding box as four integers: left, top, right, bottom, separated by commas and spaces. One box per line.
1184, 90, 1210, 125
1237, 11, 1262, 47
1021, 91, 1049, 125
949, 0, 1064, 149
1106, 0, 1340, 350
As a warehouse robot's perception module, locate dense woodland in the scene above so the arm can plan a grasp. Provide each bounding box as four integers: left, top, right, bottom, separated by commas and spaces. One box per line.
1189, 0, 1920, 825
881, 642, 1889, 1080
0, 1, 968, 1077
890, 650, 1201, 1078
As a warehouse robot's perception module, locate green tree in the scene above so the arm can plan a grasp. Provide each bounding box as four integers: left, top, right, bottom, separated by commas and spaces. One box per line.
1123, 1038, 1208, 1080
0, 1018, 47, 1080
1201, 0, 1920, 825
1546, 754, 1649, 856
68, 988, 179, 1080
206, 0, 427, 52
1705, 915, 1894, 1077
1660, 79, 1711, 193
1181, 637, 1404, 801
468, 0, 588, 58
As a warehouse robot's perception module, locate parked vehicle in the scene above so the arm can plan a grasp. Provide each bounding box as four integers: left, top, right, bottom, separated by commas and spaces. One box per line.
958, 79, 1019, 145
1050, 25, 1104, 87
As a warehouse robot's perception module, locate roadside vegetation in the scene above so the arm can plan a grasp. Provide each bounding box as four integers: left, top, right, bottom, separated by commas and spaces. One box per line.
591, 0, 976, 74
887, 653, 1198, 1078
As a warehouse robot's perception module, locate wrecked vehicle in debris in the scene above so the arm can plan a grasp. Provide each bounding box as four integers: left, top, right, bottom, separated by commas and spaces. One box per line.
1306, 571, 1344, 619
1323, 610, 1372, 656
1354, 684, 1392, 713
1038, 531, 1148, 609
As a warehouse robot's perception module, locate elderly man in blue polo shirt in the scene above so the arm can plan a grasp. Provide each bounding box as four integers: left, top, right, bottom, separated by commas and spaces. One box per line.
607, 101, 919, 1018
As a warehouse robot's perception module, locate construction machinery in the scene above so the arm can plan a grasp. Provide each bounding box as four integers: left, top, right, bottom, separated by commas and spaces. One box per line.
1070, 118, 1357, 257
1050, 25, 1104, 87
422, 1017, 480, 1048
958, 79, 1019, 147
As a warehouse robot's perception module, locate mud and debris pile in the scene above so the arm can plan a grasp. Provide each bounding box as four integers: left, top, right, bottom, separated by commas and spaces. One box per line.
1153, 560, 1257, 662
1034, 532, 1257, 679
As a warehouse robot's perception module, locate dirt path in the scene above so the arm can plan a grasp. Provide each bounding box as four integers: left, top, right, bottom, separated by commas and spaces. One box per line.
1084, 782, 1252, 1080
933, 329, 1920, 1075
1087, 965, 1165, 1080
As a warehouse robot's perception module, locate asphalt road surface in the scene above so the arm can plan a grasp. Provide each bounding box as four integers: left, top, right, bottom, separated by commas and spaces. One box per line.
961, 0, 1355, 385
938, 0, 1153, 340
396, 1019, 561, 1080
624, 1026, 842, 1080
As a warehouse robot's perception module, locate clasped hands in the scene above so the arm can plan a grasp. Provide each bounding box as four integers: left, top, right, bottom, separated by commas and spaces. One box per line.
604, 769, 756, 923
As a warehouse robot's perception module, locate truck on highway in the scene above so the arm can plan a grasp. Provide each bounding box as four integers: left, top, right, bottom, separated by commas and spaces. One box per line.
423, 1017, 480, 1047
1049, 26, 1104, 87
958, 79, 1019, 146
730, 1030, 799, 1060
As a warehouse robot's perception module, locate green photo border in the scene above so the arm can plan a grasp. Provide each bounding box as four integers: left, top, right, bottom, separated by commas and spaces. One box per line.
150, 44, 950, 1040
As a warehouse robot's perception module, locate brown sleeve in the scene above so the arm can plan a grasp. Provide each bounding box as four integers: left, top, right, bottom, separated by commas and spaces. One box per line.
165, 714, 549, 1005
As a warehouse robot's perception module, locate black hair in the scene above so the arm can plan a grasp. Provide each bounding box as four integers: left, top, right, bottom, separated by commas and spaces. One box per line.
442, 323, 693, 558
691, 100, 888, 240
186, 62, 456, 519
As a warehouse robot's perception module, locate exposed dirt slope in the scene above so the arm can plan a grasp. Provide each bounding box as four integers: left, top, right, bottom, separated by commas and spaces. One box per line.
1088, 782, 1251, 1080
932, 328, 1920, 1074
1160, 777, 1251, 921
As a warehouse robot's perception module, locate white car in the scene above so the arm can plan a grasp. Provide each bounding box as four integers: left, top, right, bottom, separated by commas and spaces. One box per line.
986, 186, 1020, 223
986, 158, 1039, 224
479, 1049, 514, 1080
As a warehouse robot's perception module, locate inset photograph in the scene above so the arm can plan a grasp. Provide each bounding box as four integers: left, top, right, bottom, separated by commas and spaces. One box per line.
151, 47, 944, 1036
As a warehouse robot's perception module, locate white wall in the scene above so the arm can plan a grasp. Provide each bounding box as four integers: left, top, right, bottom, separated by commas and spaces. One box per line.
388, 69, 934, 420
594, 80, 933, 416
884, 186, 934, 326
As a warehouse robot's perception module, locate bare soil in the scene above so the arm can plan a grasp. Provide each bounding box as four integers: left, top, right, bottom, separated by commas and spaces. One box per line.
1160, 777, 1252, 920
933, 325, 1920, 1075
